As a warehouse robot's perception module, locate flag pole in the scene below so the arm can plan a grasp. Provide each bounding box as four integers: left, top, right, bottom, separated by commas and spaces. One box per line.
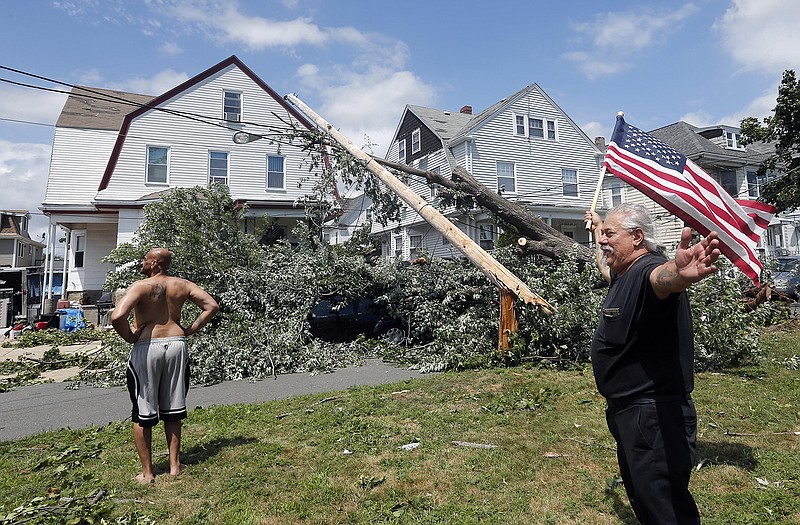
585, 111, 623, 231
585, 165, 607, 231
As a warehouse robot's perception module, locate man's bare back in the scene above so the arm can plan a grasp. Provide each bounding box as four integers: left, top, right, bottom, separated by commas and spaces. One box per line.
111, 248, 218, 344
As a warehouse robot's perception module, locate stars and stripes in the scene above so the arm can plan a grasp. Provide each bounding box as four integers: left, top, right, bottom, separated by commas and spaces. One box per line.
603, 115, 776, 285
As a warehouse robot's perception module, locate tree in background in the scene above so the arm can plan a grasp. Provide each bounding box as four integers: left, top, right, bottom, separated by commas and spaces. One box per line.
740, 69, 800, 213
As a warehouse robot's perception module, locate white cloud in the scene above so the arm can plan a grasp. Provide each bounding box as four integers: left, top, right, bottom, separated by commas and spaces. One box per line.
161, 42, 183, 56
580, 121, 609, 143
297, 66, 437, 156
680, 77, 780, 128
0, 85, 66, 126
565, 4, 699, 79
0, 140, 52, 238
160, 1, 368, 51
715, 0, 800, 74
114, 69, 190, 96
561, 52, 632, 81
677, 109, 717, 128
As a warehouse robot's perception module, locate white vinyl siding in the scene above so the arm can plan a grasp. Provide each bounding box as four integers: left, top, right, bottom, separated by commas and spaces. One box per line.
96, 66, 324, 204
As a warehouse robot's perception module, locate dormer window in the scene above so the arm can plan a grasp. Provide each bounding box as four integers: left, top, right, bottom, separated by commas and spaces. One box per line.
223, 90, 242, 122
725, 131, 744, 150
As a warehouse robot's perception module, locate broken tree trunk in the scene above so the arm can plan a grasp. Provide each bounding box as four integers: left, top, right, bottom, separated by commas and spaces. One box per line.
498, 289, 519, 355
285, 93, 554, 313
372, 156, 593, 264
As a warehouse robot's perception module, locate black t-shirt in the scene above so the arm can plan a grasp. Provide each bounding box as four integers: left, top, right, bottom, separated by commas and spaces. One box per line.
591, 252, 695, 399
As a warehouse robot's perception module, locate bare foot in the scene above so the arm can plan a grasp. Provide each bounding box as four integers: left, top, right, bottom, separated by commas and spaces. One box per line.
169, 464, 187, 476
135, 473, 155, 484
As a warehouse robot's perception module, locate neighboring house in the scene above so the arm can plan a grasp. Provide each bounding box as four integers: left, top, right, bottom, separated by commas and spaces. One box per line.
373, 84, 604, 260
601, 121, 798, 257
41, 55, 327, 302
0, 210, 46, 326
323, 193, 373, 245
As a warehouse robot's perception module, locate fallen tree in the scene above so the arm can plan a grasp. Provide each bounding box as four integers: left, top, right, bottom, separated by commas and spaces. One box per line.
372, 156, 594, 264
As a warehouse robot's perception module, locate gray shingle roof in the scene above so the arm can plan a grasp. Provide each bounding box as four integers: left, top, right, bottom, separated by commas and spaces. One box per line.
650, 121, 773, 163
406, 105, 474, 143
56, 86, 156, 131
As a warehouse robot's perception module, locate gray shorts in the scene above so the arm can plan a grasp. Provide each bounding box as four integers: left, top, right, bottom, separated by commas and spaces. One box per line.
126, 336, 189, 427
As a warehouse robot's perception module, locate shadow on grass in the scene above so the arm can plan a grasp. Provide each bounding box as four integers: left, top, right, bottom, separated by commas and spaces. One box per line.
604, 487, 639, 525
697, 440, 757, 470
161, 436, 258, 471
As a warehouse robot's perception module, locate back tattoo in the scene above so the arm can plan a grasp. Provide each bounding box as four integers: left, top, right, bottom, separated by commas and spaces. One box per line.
149, 283, 166, 301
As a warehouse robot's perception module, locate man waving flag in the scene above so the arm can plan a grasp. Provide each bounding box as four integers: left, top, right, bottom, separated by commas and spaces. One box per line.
603, 114, 776, 285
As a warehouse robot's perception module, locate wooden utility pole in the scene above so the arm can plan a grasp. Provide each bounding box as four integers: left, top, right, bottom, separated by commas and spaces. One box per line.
285, 94, 554, 350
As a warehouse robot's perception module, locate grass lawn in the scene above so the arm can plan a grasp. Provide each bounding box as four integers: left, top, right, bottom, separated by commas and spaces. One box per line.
1, 321, 798, 524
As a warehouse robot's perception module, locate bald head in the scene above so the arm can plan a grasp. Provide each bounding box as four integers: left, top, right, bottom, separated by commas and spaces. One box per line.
141, 247, 173, 276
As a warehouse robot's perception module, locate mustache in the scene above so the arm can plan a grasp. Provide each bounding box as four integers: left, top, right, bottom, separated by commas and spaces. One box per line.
601, 246, 614, 255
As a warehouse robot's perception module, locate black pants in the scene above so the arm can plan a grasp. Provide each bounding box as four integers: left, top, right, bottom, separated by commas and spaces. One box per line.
606, 398, 700, 525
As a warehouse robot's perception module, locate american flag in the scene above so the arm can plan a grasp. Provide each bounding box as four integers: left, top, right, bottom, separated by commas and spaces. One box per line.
603, 115, 776, 285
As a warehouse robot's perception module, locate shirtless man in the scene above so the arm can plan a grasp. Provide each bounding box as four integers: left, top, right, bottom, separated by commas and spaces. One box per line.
111, 247, 218, 484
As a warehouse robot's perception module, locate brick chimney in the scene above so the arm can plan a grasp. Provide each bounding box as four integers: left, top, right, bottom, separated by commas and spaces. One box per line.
594, 136, 607, 151
460, 105, 473, 115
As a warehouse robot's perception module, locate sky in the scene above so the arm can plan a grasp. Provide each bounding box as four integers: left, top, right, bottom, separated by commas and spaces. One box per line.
1, 0, 799, 240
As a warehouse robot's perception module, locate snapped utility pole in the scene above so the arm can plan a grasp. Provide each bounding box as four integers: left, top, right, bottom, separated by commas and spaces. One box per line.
285, 93, 553, 315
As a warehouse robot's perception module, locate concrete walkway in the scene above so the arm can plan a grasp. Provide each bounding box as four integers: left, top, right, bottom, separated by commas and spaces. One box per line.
0, 359, 431, 442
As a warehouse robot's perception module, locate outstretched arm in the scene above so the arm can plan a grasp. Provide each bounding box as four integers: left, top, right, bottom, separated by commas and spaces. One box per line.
650, 227, 721, 299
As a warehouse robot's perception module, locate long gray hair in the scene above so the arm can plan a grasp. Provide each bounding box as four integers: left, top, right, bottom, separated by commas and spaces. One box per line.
607, 203, 667, 257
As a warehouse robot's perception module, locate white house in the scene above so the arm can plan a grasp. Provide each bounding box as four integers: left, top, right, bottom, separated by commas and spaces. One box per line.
41, 55, 328, 303
373, 84, 604, 260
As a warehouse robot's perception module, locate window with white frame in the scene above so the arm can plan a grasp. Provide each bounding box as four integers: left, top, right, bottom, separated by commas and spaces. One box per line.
74, 233, 85, 268
746, 170, 759, 198
514, 114, 557, 140
529, 118, 544, 138
17, 243, 24, 257
267, 155, 285, 189
409, 234, 423, 258
398, 139, 406, 163
547, 120, 556, 140
478, 224, 495, 250
562, 168, 578, 197
394, 236, 403, 257
209, 151, 229, 186
515, 115, 525, 135
411, 128, 421, 154
725, 131, 744, 150
223, 90, 241, 122
429, 166, 440, 199
610, 181, 623, 206
496, 161, 516, 193
719, 170, 737, 196
147, 146, 169, 184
